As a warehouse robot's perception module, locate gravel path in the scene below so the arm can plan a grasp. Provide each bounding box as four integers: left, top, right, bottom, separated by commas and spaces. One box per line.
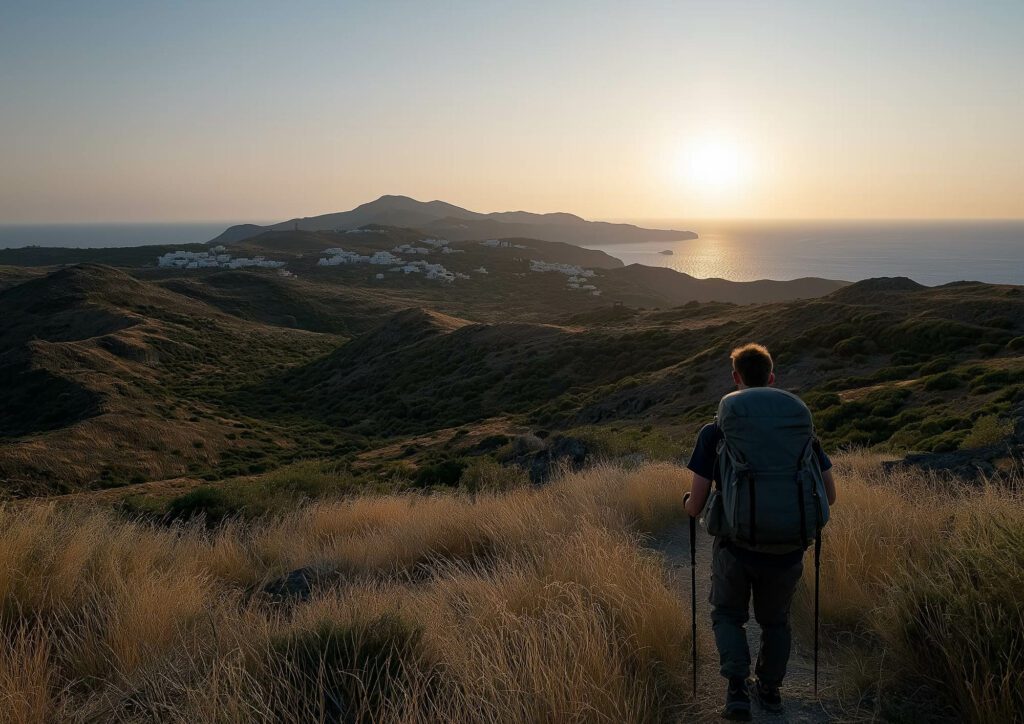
650, 522, 878, 723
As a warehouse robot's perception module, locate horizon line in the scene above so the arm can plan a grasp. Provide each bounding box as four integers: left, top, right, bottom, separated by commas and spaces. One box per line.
4, 216, 1024, 226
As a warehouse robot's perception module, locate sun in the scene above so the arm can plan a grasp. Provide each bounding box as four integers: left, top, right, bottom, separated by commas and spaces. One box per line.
676, 137, 750, 192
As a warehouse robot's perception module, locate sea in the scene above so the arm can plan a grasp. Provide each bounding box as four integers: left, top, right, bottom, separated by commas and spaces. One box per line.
0, 222, 260, 251
586, 219, 1024, 286
2, 219, 1023, 286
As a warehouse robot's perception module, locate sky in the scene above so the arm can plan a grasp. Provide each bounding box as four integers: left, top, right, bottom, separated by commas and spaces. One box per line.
2, 0, 1023, 223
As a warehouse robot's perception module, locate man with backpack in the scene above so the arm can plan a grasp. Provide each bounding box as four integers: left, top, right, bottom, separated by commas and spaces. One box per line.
684, 343, 837, 721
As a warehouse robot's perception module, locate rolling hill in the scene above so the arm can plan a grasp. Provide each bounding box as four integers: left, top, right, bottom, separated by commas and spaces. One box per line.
0, 265, 344, 493
0, 235, 1020, 496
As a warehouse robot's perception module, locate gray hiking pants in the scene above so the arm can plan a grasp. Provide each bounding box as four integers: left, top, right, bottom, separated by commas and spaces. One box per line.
709, 538, 803, 687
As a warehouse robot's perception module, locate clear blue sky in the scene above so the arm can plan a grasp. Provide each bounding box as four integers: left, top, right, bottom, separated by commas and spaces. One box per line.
2, 0, 1022, 221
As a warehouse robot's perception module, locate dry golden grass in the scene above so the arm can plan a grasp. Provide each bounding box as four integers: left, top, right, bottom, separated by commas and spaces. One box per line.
2, 454, 1021, 723
0, 463, 690, 723
801, 452, 1024, 723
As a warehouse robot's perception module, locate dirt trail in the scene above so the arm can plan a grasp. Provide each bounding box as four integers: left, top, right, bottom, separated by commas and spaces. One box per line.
650, 523, 876, 723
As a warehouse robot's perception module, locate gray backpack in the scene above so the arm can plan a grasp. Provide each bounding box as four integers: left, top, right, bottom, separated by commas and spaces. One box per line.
702, 387, 830, 553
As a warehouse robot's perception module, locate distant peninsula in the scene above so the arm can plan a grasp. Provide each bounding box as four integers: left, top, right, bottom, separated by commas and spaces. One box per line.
211, 195, 698, 248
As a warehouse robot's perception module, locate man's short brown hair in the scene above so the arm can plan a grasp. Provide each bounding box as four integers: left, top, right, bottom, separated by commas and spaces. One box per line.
730, 343, 773, 387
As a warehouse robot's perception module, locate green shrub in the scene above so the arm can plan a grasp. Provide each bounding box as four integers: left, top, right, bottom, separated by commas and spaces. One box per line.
969, 369, 1024, 394
920, 430, 966, 452
865, 387, 912, 417
995, 384, 1024, 403
413, 459, 467, 488
166, 486, 234, 524
459, 457, 529, 493
918, 416, 967, 437
890, 351, 923, 365
919, 357, 953, 375
833, 335, 872, 356
961, 415, 1014, 449
804, 391, 841, 411
867, 365, 919, 383
881, 319, 980, 353
924, 372, 963, 391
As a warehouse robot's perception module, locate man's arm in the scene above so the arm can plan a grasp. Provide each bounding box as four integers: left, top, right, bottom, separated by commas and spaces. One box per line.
685, 472, 712, 517
823, 468, 837, 505
684, 422, 718, 517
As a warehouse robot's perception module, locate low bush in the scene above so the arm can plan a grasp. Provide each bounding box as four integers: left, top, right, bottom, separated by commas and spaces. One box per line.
977, 342, 1002, 357
960, 414, 1014, 449
919, 356, 953, 375
458, 457, 529, 493
166, 485, 235, 524
970, 369, 1015, 394
924, 371, 963, 391
412, 458, 467, 488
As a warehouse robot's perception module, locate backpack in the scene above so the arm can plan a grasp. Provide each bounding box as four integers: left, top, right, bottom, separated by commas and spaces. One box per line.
702, 387, 830, 553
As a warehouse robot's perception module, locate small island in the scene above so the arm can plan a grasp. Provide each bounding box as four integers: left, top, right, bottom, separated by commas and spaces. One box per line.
659, 249, 674, 255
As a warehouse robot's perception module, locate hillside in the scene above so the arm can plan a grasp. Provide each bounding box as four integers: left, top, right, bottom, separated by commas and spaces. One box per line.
603, 264, 848, 304
210, 194, 698, 247
231, 277, 1023, 464
0, 251, 1020, 495
0, 265, 344, 493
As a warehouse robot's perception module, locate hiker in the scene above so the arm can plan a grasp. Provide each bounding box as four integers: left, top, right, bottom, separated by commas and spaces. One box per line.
684, 343, 837, 721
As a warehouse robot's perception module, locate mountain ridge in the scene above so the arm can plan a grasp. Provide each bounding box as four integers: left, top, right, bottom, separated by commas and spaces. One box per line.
210, 195, 698, 247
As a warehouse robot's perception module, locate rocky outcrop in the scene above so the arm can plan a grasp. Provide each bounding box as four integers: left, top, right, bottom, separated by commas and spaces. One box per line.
511, 433, 590, 483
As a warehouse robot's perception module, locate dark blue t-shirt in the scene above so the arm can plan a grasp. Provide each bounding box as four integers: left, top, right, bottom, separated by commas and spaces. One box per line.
686, 421, 832, 566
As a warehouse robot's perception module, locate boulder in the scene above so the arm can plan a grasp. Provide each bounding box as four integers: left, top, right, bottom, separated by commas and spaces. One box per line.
261, 565, 343, 602
513, 434, 590, 484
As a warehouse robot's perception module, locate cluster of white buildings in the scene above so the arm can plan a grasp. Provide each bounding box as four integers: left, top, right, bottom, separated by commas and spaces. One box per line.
389, 259, 466, 281
317, 248, 402, 266
529, 260, 595, 277
156, 246, 286, 270
481, 239, 527, 249
529, 260, 601, 296
393, 243, 431, 255
316, 245, 465, 283
392, 239, 464, 256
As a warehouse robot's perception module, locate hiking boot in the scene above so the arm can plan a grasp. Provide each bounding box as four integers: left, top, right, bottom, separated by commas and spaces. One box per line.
721, 676, 751, 721
748, 676, 784, 714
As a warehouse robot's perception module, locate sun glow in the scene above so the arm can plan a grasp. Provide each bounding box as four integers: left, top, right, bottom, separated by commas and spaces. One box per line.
675, 137, 752, 193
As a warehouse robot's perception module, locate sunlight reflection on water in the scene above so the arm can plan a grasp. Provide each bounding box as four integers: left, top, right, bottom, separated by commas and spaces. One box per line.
585, 220, 1024, 285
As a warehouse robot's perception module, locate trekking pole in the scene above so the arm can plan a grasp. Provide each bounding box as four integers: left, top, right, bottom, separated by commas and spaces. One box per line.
684, 493, 697, 698
814, 529, 822, 698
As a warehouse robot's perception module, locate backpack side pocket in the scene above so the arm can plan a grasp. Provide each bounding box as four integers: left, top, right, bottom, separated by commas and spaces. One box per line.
702, 488, 725, 537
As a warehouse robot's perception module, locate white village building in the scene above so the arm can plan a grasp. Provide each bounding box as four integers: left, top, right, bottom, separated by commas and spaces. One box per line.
317, 247, 458, 282
157, 250, 285, 270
